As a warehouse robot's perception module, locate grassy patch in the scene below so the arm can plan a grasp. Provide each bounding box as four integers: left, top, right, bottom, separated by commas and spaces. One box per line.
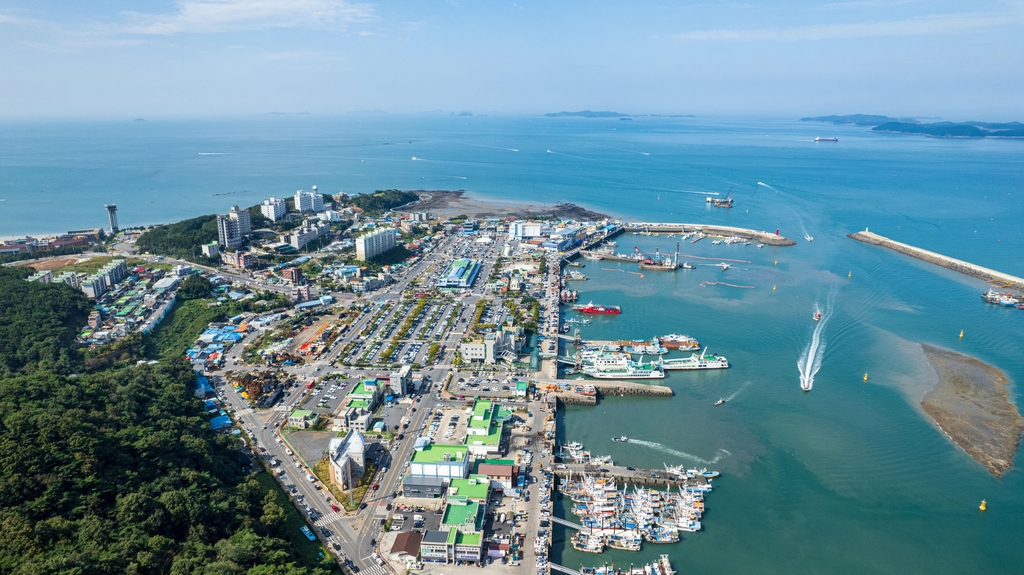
314, 458, 378, 512
144, 299, 228, 361
254, 471, 341, 574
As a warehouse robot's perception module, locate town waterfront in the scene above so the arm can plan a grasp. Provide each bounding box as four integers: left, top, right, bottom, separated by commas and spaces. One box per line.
3, 115, 1024, 573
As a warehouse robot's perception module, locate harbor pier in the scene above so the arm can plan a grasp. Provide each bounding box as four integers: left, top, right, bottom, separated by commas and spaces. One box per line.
552, 463, 710, 489
625, 222, 797, 246
849, 230, 1024, 290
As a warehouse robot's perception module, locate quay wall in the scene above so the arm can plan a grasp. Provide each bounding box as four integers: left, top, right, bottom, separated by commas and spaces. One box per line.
590, 381, 673, 397
849, 231, 1024, 290
624, 222, 797, 246
552, 464, 701, 488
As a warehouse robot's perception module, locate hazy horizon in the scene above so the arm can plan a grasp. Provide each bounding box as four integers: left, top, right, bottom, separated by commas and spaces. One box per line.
1, 1, 1023, 120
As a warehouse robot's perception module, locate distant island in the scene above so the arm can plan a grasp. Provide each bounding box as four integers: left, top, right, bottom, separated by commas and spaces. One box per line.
802, 114, 1024, 138
545, 110, 629, 118
545, 111, 696, 119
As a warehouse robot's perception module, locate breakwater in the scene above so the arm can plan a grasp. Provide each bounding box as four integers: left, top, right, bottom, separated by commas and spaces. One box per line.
624, 222, 797, 246
849, 230, 1024, 290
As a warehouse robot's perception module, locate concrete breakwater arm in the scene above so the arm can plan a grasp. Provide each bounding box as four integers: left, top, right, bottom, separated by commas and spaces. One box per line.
848, 230, 1024, 290
625, 223, 797, 246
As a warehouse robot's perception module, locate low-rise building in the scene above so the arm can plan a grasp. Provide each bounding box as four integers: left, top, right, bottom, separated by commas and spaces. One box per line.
436, 258, 480, 288
460, 324, 522, 365
389, 364, 412, 396
409, 441, 471, 479
287, 409, 318, 429
201, 242, 220, 257
220, 251, 256, 269
328, 430, 366, 489
402, 476, 447, 499
389, 531, 423, 567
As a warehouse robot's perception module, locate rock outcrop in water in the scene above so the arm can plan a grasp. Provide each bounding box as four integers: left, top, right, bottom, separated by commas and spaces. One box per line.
920, 344, 1023, 477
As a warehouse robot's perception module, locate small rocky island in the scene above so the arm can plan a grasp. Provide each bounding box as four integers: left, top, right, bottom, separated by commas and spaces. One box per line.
920, 344, 1023, 477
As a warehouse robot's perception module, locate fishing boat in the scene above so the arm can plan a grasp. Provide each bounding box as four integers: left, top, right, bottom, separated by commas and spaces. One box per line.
658, 347, 729, 370
680, 262, 694, 269
574, 302, 622, 315
714, 398, 725, 406
612, 436, 629, 443
757, 244, 764, 248
813, 310, 822, 321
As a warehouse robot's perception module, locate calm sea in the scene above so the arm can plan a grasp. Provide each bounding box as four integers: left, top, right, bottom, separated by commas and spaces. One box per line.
2, 115, 1023, 573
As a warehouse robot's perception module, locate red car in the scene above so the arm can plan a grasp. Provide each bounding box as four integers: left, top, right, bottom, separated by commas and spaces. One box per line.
372, 483, 380, 491
331, 505, 340, 512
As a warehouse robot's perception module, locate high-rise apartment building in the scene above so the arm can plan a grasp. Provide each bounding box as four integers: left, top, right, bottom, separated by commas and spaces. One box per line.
261, 196, 287, 221
229, 205, 251, 236
294, 189, 325, 213
355, 228, 397, 261
217, 215, 242, 249
105, 204, 119, 233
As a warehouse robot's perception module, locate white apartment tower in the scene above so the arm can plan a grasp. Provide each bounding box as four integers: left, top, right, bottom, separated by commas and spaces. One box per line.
261, 196, 287, 221
229, 205, 251, 236
355, 228, 397, 261
294, 188, 325, 213
217, 215, 242, 249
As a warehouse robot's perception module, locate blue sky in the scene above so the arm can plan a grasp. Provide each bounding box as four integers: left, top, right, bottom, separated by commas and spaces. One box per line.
1, 0, 1022, 119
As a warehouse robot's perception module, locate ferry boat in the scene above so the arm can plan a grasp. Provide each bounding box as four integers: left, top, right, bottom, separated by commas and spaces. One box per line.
574, 302, 622, 315
658, 334, 700, 351
612, 436, 629, 443
583, 356, 665, 379
658, 348, 729, 370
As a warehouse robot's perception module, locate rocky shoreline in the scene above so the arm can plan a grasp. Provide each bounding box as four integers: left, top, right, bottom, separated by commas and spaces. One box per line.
919, 344, 1023, 477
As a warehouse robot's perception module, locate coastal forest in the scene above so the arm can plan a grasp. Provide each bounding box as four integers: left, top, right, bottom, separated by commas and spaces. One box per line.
0, 267, 333, 574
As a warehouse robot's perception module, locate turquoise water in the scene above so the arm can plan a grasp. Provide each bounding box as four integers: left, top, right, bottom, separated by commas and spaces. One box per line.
3, 116, 1024, 572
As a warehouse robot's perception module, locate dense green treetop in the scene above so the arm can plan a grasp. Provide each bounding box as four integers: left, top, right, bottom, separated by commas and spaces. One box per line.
178, 275, 214, 300
136, 216, 219, 261
346, 190, 418, 215
0, 267, 91, 376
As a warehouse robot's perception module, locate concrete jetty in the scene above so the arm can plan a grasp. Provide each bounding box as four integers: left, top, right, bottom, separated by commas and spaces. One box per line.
624, 222, 797, 246
552, 463, 708, 488
849, 230, 1024, 290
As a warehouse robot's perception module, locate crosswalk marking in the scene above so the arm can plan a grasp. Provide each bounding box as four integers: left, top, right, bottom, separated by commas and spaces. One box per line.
315, 511, 344, 524
360, 561, 390, 575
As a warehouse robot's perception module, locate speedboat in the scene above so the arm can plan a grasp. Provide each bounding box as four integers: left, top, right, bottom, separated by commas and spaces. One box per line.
813, 311, 822, 321
714, 398, 725, 406
612, 436, 629, 443
681, 262, 694, 270
717, 262, 731, 271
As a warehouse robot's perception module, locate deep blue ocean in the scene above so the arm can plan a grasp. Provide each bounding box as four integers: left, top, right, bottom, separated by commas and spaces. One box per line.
2, 115, 1023, 573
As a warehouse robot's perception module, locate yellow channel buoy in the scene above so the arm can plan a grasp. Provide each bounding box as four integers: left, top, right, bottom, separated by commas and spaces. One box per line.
848, 271, 852, 278
773, 285, 776, 291
774, 260, 778, 265
863, 373, 869, 381
980, 500, 987, 511
959, 329, 964, 339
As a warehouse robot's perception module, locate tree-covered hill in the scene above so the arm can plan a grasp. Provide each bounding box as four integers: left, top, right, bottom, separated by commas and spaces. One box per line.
0, 267, 91, 376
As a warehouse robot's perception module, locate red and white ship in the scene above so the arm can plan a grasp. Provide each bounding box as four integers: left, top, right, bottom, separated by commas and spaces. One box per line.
573, 302, 622, 315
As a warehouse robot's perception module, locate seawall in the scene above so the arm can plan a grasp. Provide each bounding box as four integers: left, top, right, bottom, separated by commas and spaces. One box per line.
624, 222, 797, 246
848, 230, 1024, 290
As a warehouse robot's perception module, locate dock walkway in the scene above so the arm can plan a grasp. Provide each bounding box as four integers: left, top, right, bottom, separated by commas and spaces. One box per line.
849, 230, 1024, 290
624, 222, 796, 246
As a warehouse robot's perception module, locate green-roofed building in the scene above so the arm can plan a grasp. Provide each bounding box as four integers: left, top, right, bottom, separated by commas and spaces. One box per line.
441, 500, 484, 533
409, 443, 471, 479
448, 475, 490, 502
465, 399, 510, 456
287, 409, 318, 429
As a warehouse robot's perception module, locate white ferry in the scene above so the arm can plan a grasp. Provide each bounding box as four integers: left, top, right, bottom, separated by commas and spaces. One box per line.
658, 347, 729, 370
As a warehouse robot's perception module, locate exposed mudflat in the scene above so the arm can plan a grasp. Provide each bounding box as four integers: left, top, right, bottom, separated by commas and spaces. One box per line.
920, 344, 1022, 477
399, 190, 609, 221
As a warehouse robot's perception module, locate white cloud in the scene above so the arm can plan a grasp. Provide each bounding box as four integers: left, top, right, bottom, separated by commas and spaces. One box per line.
120, 0, 375, 35
673, 7, 1024, 41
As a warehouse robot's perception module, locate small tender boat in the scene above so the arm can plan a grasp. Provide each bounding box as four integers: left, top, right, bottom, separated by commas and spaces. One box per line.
714, 398, 725, 406
612, 436, 629, 443
813, 310, 822, 321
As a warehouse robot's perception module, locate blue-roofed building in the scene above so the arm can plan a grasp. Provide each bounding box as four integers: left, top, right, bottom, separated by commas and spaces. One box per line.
210, 415, 232, 430
195, 374, 214, 398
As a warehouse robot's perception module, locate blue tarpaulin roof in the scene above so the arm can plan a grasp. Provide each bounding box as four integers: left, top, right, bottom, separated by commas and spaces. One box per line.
210, 415, 232, 430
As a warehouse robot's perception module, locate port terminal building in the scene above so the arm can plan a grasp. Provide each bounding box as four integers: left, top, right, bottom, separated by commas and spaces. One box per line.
436, 258, 481, 288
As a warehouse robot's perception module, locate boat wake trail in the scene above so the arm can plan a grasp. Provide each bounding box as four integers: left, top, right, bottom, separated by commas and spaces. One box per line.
798, 288, 836, 392
724, 381, 752, 402
757, 181, 781, 193
628, 440, 732, 464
